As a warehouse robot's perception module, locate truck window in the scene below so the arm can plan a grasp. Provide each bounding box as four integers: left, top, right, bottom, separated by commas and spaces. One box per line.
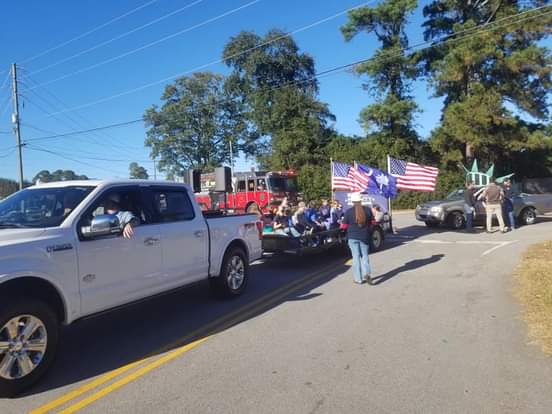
84, 188, 148, 225
237, 180, 246, 192
257, 179, 267, 191
152, 190, 195, 222
248, 180, 255, 192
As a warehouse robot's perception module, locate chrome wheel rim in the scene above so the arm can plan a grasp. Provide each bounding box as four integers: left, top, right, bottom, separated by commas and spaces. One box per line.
227, 255, 245, 291
454, 214, 463, 229
0, 315, 47, 380
524, 210, 536, 224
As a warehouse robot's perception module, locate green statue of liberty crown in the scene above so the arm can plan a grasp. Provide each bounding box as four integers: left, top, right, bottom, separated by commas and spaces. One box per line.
463, 159, 514, 187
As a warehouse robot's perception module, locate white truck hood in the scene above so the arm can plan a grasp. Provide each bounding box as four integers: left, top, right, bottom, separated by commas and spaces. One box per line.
0, 228, 48, 247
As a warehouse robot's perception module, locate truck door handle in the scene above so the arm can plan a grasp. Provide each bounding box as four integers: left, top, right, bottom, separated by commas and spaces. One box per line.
194, 231, 205, 238
144, 237, 160, 246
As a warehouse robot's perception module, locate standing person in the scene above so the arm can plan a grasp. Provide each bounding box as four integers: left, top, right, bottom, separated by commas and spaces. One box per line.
502, 179, 516, 231
463, 181, 476, 231
480, 179, 506, 233
342, 193, 374, 285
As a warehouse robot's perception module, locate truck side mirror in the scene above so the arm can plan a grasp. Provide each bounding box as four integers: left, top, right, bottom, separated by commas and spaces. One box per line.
81, 214, 121, 239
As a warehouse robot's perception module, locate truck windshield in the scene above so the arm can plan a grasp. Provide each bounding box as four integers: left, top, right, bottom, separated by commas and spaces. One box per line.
267, 177, 298, 192
0, 186, 94, 228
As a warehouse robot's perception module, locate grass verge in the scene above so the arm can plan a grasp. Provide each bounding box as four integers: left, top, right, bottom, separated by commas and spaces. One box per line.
515, 240, 552, 355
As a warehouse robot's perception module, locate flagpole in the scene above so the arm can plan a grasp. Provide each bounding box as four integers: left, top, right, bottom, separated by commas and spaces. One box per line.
387, 154, 394, 234
330, 158, 334, 198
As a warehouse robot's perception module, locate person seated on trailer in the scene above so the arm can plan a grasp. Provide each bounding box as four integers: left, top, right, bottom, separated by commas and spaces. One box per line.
330, 200, 344, 228
371, 204, 384, 223
292, 202, 311, 234
306, 201, 324, 231
319, 199, 332, 230
273, 206, 301, 237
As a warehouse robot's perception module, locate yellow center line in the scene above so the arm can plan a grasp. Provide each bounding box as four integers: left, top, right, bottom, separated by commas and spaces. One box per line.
29, 360, 144, 414
30, 258, 349, 413
57, 337, 209, 414
59, 263, 347, 413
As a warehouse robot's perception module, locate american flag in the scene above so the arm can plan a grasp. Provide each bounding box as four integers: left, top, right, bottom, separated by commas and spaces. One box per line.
348, 164, 370, 192
332, 161, 354, 191
389, 157, 439, 192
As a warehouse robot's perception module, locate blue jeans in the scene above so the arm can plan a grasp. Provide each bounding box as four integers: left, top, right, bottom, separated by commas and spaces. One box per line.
503, 201, 515, 229
464, 203, 474, 229
348, 239, 371, 283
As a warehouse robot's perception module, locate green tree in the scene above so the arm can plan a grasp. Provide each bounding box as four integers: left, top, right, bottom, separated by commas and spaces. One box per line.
33, 169, 88, 183
422, 1, 552, 171
144, 72, 256, 177
341, 0, 422, 159
223, 29, 335, 171
129, 162, 149, 179
0, 178, 23, 198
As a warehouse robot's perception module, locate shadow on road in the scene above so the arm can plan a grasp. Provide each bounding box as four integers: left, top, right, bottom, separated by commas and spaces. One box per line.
18, 251, 349, 398
373, 254, 445, 285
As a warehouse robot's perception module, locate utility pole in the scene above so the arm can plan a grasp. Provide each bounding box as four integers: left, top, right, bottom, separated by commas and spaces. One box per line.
11, 63, 24, 189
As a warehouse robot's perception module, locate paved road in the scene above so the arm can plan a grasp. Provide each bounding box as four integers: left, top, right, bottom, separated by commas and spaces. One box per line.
4, 214, 552, 414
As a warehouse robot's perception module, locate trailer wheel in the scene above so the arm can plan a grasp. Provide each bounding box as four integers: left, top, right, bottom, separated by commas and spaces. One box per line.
369, 227, 384, 252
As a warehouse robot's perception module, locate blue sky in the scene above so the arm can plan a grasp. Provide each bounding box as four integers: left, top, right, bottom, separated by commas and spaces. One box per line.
0, 0, 546, 181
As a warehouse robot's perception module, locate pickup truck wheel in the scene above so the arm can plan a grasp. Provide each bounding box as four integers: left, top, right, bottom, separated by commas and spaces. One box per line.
520, 207, 537, 226
0, 299, 59, 397
369, 227, 384, 252
447, 211, 465, 230
210, 247, 249, 298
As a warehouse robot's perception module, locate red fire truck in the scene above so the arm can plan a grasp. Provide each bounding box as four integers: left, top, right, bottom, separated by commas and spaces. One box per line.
195, 170, 299, 213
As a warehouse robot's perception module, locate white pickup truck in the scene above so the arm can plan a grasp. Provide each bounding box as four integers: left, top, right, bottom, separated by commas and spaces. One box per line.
0, 180, 262, 396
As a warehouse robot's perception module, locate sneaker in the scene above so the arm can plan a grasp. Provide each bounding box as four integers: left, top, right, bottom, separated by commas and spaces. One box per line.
354, 280, 365, 285
363, 274, 374, 285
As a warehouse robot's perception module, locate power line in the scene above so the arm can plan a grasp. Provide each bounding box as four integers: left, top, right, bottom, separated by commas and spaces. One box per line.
26, 5, 552, 129
20, 123, 58, 135
25, 119, 143, 142
25, 145, 129, 176
26, 143, 153, 163
26, 0, 382, 121
0, 148, 16, 158
12, 7, 548, 155
18, 74, 146, 152
28, 140, 152, 161
25, 0, 263, 91
0, 95, 11, 119
20, 0, 161, 65
28, 0, 207, 76
0, 69, 10, 91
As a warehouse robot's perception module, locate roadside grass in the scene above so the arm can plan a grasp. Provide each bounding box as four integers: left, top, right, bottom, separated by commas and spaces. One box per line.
515, 240, 552, 355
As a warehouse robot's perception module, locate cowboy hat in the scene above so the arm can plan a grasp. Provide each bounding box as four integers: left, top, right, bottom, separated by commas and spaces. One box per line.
350, 192, 363, 203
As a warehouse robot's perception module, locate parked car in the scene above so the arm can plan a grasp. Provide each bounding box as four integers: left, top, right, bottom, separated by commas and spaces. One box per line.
415, 188, 552, 229
0, 180, 262, 396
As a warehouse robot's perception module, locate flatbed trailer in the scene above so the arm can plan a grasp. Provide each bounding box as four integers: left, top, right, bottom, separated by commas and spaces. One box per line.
262, 223, 385, 255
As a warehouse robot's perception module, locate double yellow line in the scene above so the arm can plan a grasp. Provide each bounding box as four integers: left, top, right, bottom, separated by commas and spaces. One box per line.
31, 258, 348, 414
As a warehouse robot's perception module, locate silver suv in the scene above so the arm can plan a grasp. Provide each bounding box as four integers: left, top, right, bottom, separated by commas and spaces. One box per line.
415, 188, 552, 230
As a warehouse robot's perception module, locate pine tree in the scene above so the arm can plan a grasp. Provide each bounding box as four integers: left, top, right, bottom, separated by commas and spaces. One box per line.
341, 0, 422, 160
422, 0, 551, 172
